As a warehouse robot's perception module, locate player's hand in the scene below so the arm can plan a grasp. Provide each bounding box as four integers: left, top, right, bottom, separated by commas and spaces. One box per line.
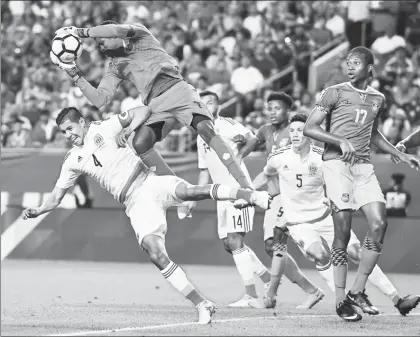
233, 199, 253, 209
50, 51, 76, 70
339, 138, 356, 165
392, 142, 406, 163
397, 153, 420, 171
22, 208, 41, 220
116, 128, 131, 148
55, 26, 78, 36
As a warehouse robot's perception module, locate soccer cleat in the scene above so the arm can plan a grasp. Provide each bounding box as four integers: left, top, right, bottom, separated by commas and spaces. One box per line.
250, 191, 271, 210
296, 288, 325, 309
347, 290, 379, 315
228, 294, 257, 308
336, 299, 362, 322
395, 295, 420, 316
196, 300, 216, 324
248, 296, 277, 309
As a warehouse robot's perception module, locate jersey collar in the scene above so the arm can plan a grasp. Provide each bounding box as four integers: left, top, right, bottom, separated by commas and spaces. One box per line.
346, 82, 371, 94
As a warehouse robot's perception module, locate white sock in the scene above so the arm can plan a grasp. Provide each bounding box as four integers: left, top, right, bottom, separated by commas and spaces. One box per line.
316, 260, 335, 292
368, 265, 399, 301
161, 261, 195, 297
245, 245, 268, 276
232, 246, 255, 286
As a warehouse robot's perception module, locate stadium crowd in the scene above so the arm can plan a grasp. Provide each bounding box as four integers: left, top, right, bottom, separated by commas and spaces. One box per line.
1, 1, 420, 154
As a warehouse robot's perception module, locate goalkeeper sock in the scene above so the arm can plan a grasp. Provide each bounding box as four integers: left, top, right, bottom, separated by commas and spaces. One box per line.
209, 135, 252, 189
139, 148, 176, 176
331, 246, 348, 304
161, 261, 204, 306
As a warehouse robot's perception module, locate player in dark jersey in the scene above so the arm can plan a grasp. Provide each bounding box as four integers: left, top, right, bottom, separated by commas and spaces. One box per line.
50, 22, 253, 192
304, 46, 420, 322
241, 92, 325, 309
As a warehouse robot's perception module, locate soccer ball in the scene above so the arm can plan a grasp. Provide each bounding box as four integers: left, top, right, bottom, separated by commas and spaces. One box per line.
51, 31, 83, 64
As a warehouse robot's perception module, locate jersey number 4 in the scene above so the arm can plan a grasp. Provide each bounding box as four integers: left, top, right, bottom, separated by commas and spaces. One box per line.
92, 154, 102, 167
354, 109, 367, 124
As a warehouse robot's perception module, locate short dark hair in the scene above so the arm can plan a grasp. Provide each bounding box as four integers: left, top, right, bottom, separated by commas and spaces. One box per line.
349, 46, 374, 76
267, 91, 293, 107
290, 113, 307, 124
56, 107, 83, 126
199, 90, 219, 104
100, 20, 119, 25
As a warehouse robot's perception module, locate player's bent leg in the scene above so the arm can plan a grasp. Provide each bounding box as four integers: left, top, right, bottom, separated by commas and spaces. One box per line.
305, 241, 334, 293
141, 235, 216, 324
192, 115, 253, 189
174, 182, 270, 209
131, 123, 176, 176
264, 238, 274, 258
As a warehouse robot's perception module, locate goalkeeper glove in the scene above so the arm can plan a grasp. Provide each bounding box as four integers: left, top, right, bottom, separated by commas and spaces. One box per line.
50, 51, 81, 82
55, 26, 90, 38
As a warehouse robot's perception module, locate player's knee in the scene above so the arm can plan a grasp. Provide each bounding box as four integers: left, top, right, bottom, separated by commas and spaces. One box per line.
226, 232, 244, 251
369, 217, 388, 241
347, 243, 362, 264
132, 126, 156, 155
174, 182, 189, 200
264, 238, 274, 257
307, 243, 330, 266
273, 227, 288, 245
141, 236, 170, 269
148, 249, 170, 269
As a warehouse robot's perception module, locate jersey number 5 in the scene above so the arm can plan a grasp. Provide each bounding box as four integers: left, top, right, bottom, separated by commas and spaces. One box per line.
92, 154, 102, 167
296, 174, 303, 188
355, 109, 367, 124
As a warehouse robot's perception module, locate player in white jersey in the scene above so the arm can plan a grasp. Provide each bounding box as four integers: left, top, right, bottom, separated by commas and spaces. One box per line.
193, 91, 272, 307
249, 114, 420, 315
21, 107, 272, 324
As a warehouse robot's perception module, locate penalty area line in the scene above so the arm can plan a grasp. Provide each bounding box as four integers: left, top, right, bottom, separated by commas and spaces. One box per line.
48, 312, 420, 336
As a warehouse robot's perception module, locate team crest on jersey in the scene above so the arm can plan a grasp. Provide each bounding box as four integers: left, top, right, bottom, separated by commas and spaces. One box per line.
372, 102, 379, 113
94, 134, 104, 147
358, 93, 367, 103
77, 156, 83, 162
308, 162, 317, 175
341, 193, 350, 203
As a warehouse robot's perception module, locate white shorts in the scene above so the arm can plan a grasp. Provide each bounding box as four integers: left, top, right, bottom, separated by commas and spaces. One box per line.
124, 175, 185, 245
323, 160, 385, 211
287, 215, 360, 260
263, 195, 285, 241
217, 201, 254, 239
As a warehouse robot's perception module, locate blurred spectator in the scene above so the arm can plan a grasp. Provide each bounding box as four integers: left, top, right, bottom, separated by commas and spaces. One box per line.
253, 40, 278, 78
31, 110, 59, 147
325, 3, 346, 37
308, 17, 334, 49
382, 47, 414, 85
244, 97, 266, 134
230, 51, 264, 95
343, 1, 371, 48
404, 2, 420, 47
383, 173, 411, 217
391, 75, 418, 108
5, 116, 32, 148
120, 83, 144, 113
371, 25, 406, 66
381, 107, 411, 146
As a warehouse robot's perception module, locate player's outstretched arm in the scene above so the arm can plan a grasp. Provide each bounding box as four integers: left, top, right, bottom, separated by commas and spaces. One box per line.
396, 127, 420, 151
371, 127, 420, 170
115, 106, 152, 147
22, 186, 69, 220
237, 134, 260, 159
252, 171, 271, 190
73, 24, 149, 39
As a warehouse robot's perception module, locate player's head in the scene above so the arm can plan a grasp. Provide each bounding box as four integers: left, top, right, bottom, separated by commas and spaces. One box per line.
199, 90, 220, 117
346, 47, 374, 84
95, 20, 126, 57
266, 91, 293, 125
56, 107, 87, 146
289, 113, 310, 150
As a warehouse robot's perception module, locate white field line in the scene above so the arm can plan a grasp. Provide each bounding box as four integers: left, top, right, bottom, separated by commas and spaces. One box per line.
49, 312, 420, 336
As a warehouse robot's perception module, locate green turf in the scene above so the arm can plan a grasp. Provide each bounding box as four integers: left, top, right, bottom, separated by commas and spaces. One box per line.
2, 260, 419, 336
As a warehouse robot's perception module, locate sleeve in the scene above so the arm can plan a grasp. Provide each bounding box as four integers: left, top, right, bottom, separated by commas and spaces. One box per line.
315, 87, 339, 114
256, 125, 267, 144
101, 115, 124, 137
230, 119, 252, 137
263, 157, 278, 176
76, 66, 123, 107
197, 136, 208, 169
55, 153, 81, 189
